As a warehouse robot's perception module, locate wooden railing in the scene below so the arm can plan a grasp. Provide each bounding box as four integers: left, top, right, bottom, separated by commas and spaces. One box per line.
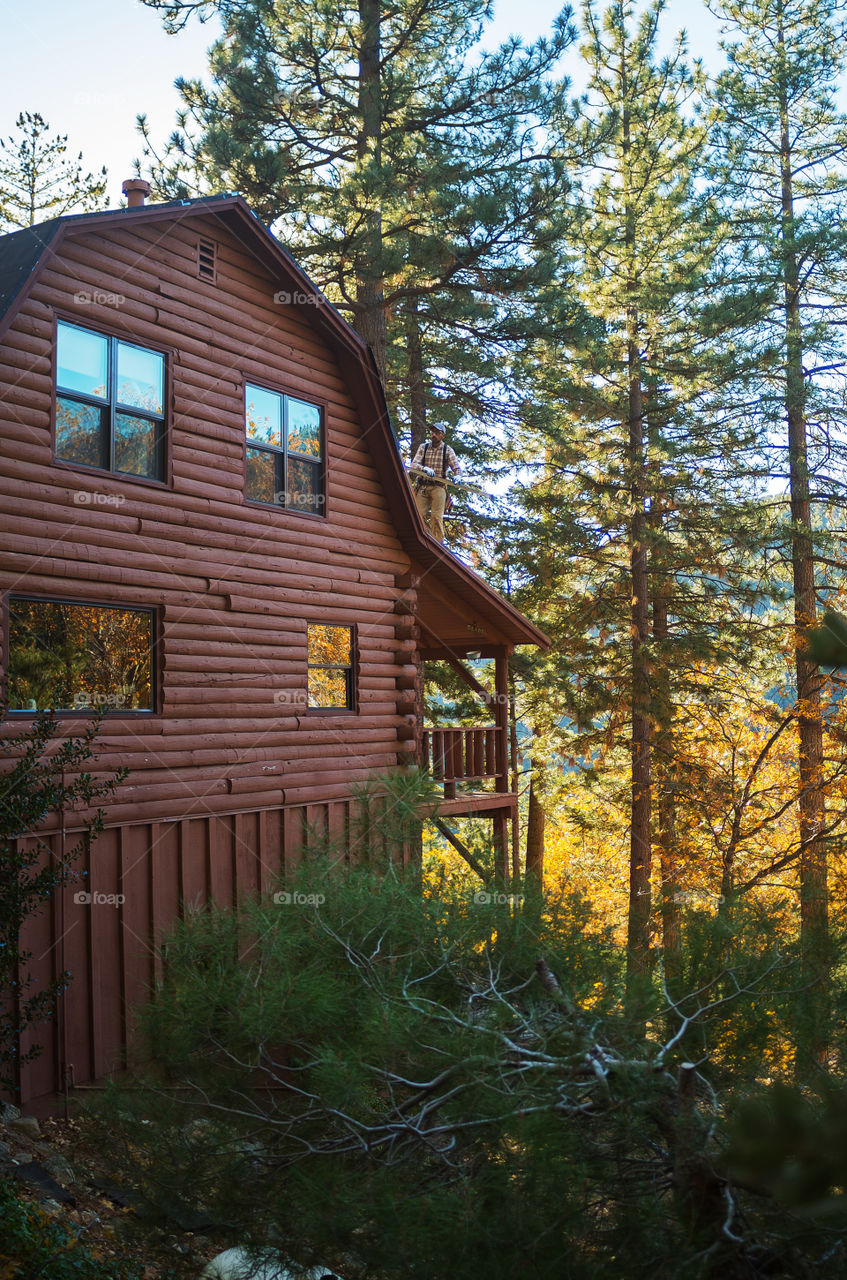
423, 725, 502, 796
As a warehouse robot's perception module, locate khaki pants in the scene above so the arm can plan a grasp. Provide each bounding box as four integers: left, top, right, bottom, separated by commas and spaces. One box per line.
414, 483, 448, 542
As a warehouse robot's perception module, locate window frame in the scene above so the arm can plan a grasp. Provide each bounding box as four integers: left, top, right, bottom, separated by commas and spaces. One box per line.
306, 622, 357, 714
51, 313, 171, 489
243, 379, 327, 518
4, 592, 161, 718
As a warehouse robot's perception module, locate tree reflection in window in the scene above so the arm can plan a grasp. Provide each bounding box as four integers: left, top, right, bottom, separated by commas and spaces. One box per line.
307, 624, 354, 710
8, 598, 154, 713
55, 321, 165, 480
245, 384, 324, 514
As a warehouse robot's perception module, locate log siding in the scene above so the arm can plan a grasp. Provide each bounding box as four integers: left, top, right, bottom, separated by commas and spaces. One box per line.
0, 197, 546, 1109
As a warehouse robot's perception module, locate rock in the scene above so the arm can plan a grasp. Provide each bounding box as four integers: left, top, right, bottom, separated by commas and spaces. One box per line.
43, 1154, 76, 1184
8, 1115, 41, 1140
12, 1160, 75, 1206
0, 1141, 11, 1160
199, 1248, 341, 1280
0, 1102, 21, 1124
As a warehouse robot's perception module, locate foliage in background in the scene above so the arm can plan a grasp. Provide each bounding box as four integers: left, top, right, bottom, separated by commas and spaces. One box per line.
0, 111, 107, 231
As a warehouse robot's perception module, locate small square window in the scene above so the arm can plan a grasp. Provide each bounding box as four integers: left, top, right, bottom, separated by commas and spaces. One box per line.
307, 624, 354, 710
55, 321, 165, 481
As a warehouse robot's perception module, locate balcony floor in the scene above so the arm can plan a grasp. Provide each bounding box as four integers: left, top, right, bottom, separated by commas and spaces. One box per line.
436, 791, 517, 817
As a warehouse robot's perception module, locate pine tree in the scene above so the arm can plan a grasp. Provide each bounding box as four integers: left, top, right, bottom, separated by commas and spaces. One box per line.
508, 0, 769, 983
0, 112, 107, 231
709, 0, 847, 1041
136, 0, 575, 457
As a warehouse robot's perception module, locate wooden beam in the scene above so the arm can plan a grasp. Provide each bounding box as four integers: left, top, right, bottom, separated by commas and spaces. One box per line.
442, 653, 494, 707
432, 818, 490, 885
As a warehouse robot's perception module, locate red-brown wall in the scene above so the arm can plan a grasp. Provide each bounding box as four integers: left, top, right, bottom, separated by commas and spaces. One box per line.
0, 211, 417, 1107
0, 212, 413, 820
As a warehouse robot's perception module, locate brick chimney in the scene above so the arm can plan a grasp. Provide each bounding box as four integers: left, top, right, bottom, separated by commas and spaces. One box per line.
122, 178, 151, 209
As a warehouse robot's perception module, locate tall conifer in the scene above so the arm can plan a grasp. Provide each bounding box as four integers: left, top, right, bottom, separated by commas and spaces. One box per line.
137, 0, 574, 453
709, 0, 847, 1032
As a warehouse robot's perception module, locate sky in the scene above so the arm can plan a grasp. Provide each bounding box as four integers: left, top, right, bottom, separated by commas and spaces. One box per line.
0, 0, 725, 208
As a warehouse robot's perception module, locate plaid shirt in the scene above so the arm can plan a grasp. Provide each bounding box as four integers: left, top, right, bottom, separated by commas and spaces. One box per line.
411, 440, 459, 484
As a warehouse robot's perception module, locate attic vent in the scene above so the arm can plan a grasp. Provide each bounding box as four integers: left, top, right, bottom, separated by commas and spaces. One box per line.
197, 238, 217, 282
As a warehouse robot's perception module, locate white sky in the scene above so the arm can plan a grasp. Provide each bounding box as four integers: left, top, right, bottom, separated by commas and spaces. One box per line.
0, 0, 725, 208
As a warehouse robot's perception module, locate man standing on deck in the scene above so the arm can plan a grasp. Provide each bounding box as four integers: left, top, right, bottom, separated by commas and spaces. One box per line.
410, 425, 460, 543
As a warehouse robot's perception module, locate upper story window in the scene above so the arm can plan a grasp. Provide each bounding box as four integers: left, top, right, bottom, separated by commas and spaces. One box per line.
245, 383, 324, 516
6, 596, 155, 714
55, 320, 166, 482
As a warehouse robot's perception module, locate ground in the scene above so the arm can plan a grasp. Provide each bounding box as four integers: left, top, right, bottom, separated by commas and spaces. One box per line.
0, 1104, 228, 1278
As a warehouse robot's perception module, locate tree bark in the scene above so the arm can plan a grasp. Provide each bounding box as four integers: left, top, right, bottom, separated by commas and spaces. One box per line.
354, 0, 387, 382
652, 523, 681, 985
405, 301, 427, 457
778, 14, 828, 1058
525, 762, 544, 884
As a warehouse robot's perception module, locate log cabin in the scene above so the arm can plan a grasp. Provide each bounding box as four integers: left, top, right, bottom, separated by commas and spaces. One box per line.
0, 182, 547, 1110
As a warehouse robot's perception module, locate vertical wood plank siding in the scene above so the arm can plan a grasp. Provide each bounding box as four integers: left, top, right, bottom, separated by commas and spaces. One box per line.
14, 803, 363, 1109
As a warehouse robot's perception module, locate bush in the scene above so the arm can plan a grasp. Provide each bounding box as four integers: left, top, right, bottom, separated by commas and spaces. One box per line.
83, 856, 847, 1280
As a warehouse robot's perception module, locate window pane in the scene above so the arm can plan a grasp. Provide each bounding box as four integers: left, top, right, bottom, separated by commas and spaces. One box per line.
8, 599, 154, 713
308, 668, 349, 709
308, 624, 351, 665
287, 456, 322, 515
57, 323, 108, 400
56, 396, 105, 468
287, 397, 322, 457
246, 385, 281, 446
117, 343, 164, 415
115, 412, 159, 478
246, 446, 278, 504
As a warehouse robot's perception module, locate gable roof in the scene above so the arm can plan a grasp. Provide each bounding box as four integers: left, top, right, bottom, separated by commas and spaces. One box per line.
0, 194, 548, 652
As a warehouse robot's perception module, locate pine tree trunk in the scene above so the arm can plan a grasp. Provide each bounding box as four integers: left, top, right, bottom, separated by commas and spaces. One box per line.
354, 0, 387, 382
526, 764, 544, 884
778, 23, 828, 1057
652, 535, 681, 984
626, 333, 652, 983
508, 663, 521, 880
406, 303, 427, 456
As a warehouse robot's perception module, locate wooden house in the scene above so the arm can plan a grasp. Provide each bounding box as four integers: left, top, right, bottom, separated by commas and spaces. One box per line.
0, 184, 547, 1110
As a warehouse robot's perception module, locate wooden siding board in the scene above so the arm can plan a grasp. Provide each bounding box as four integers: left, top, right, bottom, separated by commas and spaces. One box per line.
120, 823, 154, 1066
89, 827, 123, 1081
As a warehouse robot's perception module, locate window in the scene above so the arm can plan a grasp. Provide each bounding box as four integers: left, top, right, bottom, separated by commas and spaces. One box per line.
7, 597, 155, 713
307, 624, 354, 710
245, 383, 324, 515
55, 320, 165, 481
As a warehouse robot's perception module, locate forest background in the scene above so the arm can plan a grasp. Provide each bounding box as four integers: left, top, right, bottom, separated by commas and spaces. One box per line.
4, 0, 847, 1054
